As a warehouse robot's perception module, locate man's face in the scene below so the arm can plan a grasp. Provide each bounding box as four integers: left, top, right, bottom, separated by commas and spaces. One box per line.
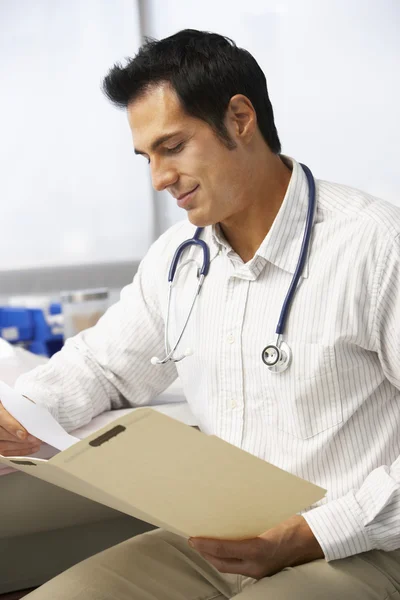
127, 84, 251, 227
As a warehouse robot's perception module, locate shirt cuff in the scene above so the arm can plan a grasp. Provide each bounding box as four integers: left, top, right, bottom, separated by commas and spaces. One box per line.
302, 492, 373, 561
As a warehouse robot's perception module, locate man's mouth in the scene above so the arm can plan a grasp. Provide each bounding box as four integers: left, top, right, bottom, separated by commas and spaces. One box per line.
176, 185, 199, 208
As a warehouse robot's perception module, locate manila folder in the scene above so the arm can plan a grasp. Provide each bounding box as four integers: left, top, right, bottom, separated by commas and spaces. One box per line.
0, 408, 326, 539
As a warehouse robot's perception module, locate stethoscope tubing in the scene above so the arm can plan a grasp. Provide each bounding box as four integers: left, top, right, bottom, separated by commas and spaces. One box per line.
168, 228, 210, 282
275, 163, 315, 335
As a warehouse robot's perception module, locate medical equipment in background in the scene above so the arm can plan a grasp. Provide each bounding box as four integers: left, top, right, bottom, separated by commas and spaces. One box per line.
0, 303, 64, 357
151, 163, 316, 374
0, 288, 110, 356
60, 288, 109, 340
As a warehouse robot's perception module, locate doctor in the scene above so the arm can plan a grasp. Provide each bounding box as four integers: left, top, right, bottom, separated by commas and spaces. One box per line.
3, 29, 400, 599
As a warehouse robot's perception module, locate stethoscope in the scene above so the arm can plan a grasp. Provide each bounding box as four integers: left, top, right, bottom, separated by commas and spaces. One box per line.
151, 163, 316, 373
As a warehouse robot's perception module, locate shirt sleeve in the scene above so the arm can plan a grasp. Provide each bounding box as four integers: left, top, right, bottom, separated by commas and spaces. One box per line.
14, 227, 181, 432
303, 233, 400, 561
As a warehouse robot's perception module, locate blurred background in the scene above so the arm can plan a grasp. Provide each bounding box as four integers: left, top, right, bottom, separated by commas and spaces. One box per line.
1, 0, 399, 354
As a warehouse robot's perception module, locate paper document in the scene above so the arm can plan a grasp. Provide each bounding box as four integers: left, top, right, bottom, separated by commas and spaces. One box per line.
0, 381, 79, 451
0, 405, 326, 539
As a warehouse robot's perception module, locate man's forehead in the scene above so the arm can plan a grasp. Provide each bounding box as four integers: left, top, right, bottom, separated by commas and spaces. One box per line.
127, 84, 187, 138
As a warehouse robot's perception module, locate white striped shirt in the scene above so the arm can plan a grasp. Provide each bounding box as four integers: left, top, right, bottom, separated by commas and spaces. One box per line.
15, 156, 400, 562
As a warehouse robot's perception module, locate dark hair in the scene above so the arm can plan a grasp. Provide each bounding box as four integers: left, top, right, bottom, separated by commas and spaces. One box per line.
102, 29, 281, 153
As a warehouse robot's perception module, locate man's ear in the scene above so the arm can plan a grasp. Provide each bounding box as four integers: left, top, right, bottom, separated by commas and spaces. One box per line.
226, 94, 257, 143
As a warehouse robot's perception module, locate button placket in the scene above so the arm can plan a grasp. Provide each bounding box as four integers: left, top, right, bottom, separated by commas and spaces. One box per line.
219, 276, 250, 444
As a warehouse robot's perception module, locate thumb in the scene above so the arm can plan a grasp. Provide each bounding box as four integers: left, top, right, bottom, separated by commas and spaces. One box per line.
0, 401, 29, 439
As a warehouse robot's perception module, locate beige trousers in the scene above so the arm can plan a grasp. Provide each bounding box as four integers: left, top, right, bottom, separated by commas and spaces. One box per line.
25, 528, 400, 600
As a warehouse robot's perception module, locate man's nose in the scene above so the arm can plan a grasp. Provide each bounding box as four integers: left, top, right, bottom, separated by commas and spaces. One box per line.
151, 161, 178, 192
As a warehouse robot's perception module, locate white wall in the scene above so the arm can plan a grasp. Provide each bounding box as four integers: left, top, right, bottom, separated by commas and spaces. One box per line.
142, 0, 400, 231
2, 1, 398, 271
1, 0, 154, 270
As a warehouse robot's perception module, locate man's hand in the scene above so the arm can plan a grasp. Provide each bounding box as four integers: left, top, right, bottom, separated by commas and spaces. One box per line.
0, 401, 42, 457
188, 515, 324, 579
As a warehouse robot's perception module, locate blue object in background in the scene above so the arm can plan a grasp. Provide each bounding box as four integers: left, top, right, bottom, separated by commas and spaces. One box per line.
0, 307, 33, 342
0, 304, 64, 357
49, 302, 62, 315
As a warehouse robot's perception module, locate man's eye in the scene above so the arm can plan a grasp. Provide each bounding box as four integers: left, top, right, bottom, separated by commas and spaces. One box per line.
166, 143, 184, 154
142, 142, 184, 165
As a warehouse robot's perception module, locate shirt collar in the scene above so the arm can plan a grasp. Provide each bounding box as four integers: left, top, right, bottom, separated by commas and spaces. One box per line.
207, 155, 312, 278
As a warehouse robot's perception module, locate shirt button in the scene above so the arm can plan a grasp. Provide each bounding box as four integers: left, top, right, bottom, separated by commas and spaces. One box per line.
231, 400, 237, 409
227, 333, 234, 344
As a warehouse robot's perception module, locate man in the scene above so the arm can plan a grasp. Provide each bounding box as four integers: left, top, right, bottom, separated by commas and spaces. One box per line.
2, 29, 400, 599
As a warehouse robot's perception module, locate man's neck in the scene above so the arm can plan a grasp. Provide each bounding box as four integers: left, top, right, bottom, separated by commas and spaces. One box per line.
219, 155, 292, 263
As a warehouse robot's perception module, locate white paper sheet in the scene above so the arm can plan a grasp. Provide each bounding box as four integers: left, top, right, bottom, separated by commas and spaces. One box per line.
0, 380, 79, 451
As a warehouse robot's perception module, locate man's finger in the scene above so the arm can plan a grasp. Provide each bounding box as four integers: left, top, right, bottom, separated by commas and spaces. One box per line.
189, 537, 258, 560
0, 426, 38, 444
0, 402, 29, 440
0, 441, 42, 457
189, 538, 232, 558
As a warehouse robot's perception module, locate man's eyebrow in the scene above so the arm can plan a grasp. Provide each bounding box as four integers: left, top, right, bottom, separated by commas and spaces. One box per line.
134, 131, 184, 156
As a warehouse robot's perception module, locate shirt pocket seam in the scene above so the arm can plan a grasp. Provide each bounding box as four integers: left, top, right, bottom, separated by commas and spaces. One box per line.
274, 343, 343, 440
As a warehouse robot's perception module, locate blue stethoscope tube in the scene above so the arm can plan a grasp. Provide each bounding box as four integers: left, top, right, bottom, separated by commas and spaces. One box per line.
168, 226, 211, 281
261, 163, 315, 372
150, 163, 316, 372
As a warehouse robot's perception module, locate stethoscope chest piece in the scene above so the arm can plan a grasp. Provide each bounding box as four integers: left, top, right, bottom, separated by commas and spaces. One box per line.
261, 341, 292, 373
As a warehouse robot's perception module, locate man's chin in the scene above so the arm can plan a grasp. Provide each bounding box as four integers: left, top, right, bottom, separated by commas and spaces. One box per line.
186, 209, 215, 229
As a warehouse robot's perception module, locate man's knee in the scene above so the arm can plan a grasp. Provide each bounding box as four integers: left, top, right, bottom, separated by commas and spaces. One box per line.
235, 553, 400, 600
